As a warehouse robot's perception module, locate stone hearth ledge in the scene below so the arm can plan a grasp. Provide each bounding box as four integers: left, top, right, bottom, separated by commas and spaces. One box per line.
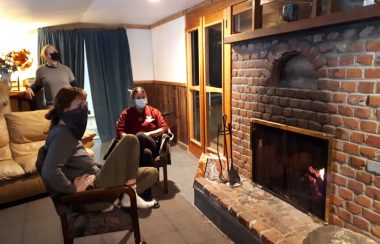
194, 176, 323, 244
194, 177, 377, 243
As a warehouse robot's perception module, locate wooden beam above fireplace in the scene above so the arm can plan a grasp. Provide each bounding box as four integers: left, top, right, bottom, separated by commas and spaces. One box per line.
250, 118, 334, 140
225, 3, 380, 44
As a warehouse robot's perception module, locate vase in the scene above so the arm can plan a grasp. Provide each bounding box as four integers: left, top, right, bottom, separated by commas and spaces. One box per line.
1, 72, 12, 91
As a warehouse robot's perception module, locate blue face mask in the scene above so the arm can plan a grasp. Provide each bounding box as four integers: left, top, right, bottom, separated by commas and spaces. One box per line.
135, 98, 147, 110
61, 106, 88, 140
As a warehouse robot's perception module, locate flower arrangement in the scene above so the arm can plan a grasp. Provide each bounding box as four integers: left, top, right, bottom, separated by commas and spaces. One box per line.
0, 49, 33, 75
0, 52, 17, 74
10, 49, 33, 71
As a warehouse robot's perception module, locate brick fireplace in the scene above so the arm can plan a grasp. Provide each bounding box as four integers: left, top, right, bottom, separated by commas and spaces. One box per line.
231, 19, 380, 241
251, 119, 332, 221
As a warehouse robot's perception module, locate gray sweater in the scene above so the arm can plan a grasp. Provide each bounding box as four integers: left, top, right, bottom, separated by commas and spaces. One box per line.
41, 124, 99, 195
33, 64, 75, 106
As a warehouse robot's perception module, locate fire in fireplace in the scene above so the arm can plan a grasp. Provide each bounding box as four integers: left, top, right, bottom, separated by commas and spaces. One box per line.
251, 118, 333, 221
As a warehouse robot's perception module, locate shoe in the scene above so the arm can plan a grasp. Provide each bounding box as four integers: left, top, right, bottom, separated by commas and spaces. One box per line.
152, 199, 160, 209
121, 193, 159, 209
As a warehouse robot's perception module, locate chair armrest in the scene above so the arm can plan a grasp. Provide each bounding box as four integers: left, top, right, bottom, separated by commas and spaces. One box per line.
53, 186, 136, 209
81, 130, 96, 148
161, 111, 174, 117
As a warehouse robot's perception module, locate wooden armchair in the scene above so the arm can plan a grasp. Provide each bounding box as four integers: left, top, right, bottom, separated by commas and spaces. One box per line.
153, 132, 174, 193
51, 185, 145, 244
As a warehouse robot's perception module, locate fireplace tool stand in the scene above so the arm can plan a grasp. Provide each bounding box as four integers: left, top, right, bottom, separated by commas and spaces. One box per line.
217, 114, 241, 187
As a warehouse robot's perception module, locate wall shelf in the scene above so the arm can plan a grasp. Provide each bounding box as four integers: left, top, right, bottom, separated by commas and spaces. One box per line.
225, 3, 380, 44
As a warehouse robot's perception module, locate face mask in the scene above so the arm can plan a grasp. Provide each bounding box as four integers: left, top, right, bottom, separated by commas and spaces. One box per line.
50, 51, 60, 61
135, 98, 147, 110
61, 106, 88, 140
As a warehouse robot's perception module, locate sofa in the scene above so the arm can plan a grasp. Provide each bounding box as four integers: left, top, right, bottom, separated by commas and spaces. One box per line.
0, 109, 96, 206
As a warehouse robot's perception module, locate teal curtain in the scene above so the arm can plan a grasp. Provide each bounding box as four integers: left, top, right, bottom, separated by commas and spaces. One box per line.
84, 28, 133, 141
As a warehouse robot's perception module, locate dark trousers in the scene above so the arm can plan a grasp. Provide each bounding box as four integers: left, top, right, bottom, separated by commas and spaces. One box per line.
136, 132, 158, 167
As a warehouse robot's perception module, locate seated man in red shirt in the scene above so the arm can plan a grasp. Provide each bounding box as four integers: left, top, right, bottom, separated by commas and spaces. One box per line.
116, 86, 169, 168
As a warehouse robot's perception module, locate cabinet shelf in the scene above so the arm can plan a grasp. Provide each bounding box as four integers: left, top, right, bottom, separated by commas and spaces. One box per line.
225, 3, 380, 44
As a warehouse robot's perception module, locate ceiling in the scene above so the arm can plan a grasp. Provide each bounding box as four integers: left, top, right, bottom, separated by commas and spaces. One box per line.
0, 0, 205, 31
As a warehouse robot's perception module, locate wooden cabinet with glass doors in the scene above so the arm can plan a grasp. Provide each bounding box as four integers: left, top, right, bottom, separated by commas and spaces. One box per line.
225, 0, 380, 43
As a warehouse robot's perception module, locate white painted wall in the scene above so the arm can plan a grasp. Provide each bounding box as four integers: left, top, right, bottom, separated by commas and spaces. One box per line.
151, 16, 186, 83
126, 28, 154, 81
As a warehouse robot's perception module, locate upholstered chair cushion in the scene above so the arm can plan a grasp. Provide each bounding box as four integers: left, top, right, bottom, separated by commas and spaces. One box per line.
5, 110, 50, 174
68, 208, 133, 238
5, 110, 50, 144
0, 159, 25, 181
12, 151, 41, 174
0, 115, 24, 180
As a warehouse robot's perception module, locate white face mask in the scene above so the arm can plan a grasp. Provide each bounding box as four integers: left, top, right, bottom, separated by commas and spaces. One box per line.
135, 98, 147, 109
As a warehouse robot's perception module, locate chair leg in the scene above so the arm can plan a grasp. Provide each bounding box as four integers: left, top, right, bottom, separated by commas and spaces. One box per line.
59, 214, 73, 244
124, 187, 142, 244
163, 164, 168, 193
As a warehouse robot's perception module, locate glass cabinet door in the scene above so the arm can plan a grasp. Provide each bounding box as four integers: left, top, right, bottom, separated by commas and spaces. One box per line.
261, 0, 314, 27
232, 0, 253, 34
187, 27, 203, 156
205, 22, 224, 152
190, 30, 201, 142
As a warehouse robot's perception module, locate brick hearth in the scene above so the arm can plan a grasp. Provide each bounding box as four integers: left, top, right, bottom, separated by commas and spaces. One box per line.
194, 177, 322, 243
194, 177, 378, 244
230, 18, 380, 241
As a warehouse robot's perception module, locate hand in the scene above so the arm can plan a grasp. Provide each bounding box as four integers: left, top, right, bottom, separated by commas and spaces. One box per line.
74, 174, 95, 192
25, 88, 35, 100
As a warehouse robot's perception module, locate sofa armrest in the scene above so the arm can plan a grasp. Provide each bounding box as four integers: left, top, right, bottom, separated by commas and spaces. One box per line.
82, 130, 96, 148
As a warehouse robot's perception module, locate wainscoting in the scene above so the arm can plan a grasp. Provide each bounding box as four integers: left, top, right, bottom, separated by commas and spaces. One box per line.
133, 81, 189, 147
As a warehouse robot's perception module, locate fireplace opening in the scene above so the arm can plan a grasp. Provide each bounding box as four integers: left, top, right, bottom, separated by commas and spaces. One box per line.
251, 119, 332, 221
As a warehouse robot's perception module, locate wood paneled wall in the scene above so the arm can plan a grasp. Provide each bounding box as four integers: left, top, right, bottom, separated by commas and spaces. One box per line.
133, 81, 188, 146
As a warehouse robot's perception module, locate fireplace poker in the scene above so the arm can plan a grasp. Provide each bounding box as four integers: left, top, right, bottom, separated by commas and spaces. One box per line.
219, 114, 241, 187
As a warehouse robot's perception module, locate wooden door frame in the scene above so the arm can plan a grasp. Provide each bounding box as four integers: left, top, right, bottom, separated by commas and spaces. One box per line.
223, 7, 232, 158
186, 17, 204, 157
203, 9, 224, 154
186, 7, 232, 157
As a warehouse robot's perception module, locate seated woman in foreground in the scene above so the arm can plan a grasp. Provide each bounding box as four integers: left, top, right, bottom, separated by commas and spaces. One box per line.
38, 87, 159, 211
116, 86, 169, 168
